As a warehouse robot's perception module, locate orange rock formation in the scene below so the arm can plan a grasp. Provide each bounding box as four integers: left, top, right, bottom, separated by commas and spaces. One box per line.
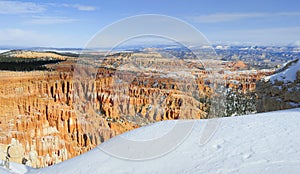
0, 53, 272, 168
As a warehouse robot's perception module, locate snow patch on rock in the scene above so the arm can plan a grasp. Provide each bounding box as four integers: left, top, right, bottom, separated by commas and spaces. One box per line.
266, 59, 300, 83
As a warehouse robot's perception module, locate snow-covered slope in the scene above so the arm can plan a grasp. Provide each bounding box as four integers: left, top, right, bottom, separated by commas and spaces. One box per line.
2, 108, 300, 174
266, 59, 300, 83
0, 160, 35, 174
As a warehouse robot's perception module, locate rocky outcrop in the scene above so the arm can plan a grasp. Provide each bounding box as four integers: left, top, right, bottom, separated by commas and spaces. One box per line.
227, 60, 248, 70
256, 59, 300, 112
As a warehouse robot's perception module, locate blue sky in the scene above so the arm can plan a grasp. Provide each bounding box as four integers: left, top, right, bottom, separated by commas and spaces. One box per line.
0, 0, 300, 47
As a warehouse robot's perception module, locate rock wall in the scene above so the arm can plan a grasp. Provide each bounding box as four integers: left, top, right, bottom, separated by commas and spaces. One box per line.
256, 60, 300, 112
0, 71, 116, 168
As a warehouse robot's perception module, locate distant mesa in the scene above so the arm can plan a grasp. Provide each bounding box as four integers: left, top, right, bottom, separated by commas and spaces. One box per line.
0, 50, 78, 71
0, 50, 77, 60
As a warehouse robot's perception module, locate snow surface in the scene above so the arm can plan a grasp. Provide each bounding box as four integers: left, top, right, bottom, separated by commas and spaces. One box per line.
0, 50, 10, 54
0, 160, 34, 174
42, 49, 81, 54
0, 167, 11, 174
266, 59, 300, 83
2, 108, 300, 174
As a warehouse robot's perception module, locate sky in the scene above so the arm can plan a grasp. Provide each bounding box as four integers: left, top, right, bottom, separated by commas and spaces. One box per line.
0, 0, 300, 47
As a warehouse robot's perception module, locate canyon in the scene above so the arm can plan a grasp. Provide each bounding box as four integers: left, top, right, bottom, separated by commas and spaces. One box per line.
0, 51, 273, 168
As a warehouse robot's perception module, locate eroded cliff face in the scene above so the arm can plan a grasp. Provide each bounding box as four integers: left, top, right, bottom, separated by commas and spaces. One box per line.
256, 59, 300, 112
0, 71, 116, 167
0, 52, 271, 168
0, 62, 211, 168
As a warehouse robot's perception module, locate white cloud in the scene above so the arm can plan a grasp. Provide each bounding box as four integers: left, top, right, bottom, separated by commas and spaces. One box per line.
0, 1, 45, 14
62, 4, 96, 11
191, 12, 300, 23
208, 26, 300, 45
276, 12, 300, 16
191, 13, 264, 23
0, 1, 95, 15
293, 40, 300, 46
0, 28, 28, 39
0, 28, 85, 47
73, 5, 96, 11
0, 28, 50, 46
27, 16, 78, 25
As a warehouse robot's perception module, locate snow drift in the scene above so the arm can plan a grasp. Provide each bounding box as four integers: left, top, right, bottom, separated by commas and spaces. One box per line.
1, 108, 300, 174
